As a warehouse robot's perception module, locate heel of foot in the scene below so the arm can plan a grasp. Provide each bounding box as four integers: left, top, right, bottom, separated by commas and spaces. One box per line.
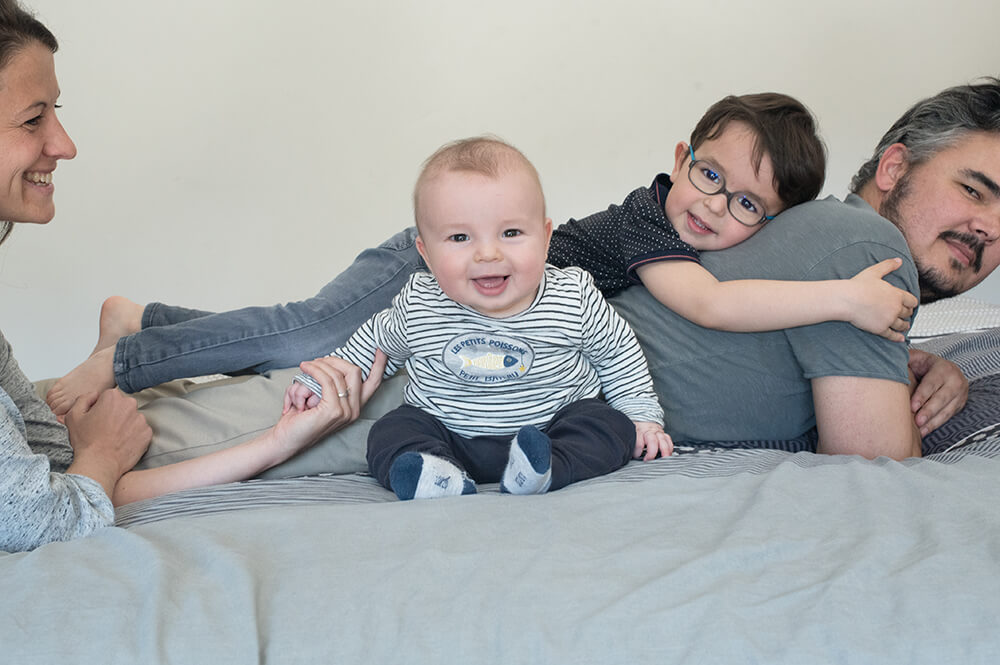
501, 426, 553, 495
389, 452, 476, 501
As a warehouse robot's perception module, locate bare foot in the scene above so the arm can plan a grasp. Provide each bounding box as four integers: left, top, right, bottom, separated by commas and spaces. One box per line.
92, 296, 143, 355
46, 347, 117, 416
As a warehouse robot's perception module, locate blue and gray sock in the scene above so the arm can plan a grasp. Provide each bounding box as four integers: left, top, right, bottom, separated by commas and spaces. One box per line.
388, 452, 477, 501
501, 425, 553, 495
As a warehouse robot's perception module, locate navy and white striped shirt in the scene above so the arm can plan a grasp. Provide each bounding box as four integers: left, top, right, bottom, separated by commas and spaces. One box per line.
300, 266, 663, 438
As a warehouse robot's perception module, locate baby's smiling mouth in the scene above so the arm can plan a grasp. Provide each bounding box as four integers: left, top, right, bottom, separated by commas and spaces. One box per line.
473, 276, 508, 289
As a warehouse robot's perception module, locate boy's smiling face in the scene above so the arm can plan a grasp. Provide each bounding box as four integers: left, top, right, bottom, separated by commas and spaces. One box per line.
665, 122, 784, 251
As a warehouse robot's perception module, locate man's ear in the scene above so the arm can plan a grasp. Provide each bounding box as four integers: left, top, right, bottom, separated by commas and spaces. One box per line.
874, 143, 910, 194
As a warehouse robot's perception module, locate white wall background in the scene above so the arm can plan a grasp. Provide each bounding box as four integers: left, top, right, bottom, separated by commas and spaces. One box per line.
2, 0, 999, 380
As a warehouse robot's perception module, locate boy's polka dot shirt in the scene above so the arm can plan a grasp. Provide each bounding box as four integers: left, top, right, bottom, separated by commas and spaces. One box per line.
548, 174, 699, 297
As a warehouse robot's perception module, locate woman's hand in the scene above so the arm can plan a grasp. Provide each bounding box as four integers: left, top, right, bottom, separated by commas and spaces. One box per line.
272, 351, 388, 458
64, 388, 152, 496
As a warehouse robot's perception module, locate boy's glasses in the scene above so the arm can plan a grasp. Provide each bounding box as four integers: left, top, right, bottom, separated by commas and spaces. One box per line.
687, 146, 775, 227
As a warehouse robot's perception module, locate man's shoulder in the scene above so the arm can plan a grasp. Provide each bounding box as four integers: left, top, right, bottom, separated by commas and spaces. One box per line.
778, 194, 903, 241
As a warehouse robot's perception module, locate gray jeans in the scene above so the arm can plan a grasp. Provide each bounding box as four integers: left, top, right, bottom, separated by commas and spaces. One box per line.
114, 227, 424, 393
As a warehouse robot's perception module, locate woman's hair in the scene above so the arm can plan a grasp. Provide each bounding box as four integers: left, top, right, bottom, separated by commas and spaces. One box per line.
850, 77, 1000, 193
0, 0, 58, 244
0, 0, 56, 66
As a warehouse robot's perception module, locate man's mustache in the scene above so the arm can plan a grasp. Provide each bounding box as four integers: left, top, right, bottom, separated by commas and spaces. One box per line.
941, 231, 984, 272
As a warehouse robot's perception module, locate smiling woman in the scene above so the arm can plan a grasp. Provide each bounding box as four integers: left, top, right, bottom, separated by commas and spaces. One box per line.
0, 0, 152, 553
0, 41, 76, 229
0, 0, 379, 553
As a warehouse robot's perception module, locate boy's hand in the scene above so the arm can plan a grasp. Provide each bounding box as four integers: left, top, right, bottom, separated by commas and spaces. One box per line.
908, 348, 969, 436
847, 258, 918, 342
633, 421, 673, 460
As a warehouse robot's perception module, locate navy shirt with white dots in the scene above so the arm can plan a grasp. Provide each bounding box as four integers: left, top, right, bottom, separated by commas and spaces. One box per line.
548, 174, 699, 297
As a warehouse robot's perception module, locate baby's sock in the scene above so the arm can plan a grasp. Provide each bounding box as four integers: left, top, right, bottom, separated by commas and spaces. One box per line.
501, 426, 553, 495
388, 452, 477, 501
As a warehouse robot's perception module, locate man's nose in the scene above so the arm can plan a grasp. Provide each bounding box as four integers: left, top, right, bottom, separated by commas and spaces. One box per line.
971, 207, 1000, 243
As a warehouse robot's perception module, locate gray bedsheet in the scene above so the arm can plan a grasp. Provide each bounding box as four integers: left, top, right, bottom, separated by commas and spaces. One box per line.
5, 329, 1000, 663
3, 440, 999, 663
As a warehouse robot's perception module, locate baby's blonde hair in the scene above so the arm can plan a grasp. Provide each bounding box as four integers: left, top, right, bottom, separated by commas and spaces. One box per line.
413, 136, 545, 229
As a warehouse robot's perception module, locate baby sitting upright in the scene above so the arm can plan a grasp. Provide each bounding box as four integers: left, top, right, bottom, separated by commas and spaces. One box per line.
285, 136, 670, 500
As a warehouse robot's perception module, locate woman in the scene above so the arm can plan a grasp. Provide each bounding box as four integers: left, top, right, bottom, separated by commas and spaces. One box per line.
0, 0, 379, 553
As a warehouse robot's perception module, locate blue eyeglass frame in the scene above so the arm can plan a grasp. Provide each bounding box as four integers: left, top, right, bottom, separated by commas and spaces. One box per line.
688, 146, 775, 226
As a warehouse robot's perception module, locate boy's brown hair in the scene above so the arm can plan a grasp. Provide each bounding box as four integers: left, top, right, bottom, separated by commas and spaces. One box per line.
691, 93, 826, 210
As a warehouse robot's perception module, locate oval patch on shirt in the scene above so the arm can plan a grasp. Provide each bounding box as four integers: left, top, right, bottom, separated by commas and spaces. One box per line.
442, 333, 534, 383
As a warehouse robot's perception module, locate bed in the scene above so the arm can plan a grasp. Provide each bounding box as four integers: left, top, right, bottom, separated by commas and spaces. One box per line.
4, 297, 1000, 663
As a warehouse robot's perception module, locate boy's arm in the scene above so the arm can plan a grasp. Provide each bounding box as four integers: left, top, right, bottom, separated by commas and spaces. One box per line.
635, 258, 917, 340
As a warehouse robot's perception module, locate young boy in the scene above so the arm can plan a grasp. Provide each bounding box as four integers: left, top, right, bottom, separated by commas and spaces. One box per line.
547, 92, 915, 335
286, 137, 670, 500
47, 92, 915, 417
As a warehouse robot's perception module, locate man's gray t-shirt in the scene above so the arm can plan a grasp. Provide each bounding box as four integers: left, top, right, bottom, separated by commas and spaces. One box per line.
609, 194, 919, 443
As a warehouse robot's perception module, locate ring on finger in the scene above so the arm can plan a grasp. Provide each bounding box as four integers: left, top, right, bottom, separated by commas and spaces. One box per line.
337, 388, 350, 398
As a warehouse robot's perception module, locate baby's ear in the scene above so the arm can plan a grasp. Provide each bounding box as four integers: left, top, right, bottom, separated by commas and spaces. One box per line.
414, 235, 430, 266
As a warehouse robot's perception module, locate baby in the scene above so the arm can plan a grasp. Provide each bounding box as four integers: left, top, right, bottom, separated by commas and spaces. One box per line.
286, 137, 669, 499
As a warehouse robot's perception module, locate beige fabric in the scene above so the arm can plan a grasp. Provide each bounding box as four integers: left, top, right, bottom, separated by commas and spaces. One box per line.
36, 370, 408, 479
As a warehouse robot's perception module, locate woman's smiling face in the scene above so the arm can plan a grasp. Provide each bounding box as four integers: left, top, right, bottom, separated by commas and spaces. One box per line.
0, 40, 76, 225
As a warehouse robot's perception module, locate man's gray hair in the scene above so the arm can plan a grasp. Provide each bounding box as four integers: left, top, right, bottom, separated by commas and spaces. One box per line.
850, 77, 1000, 193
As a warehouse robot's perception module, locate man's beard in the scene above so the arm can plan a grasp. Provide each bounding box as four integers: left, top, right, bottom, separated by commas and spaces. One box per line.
879, 172, 984, 304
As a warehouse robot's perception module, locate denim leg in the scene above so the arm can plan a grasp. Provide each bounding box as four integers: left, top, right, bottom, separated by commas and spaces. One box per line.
114, 227, 425, 393
142, 302, 216, 328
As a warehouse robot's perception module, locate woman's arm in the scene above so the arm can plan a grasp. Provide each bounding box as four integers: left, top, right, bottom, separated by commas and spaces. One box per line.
111, 353, 386, 506
635, 258, 917, 340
